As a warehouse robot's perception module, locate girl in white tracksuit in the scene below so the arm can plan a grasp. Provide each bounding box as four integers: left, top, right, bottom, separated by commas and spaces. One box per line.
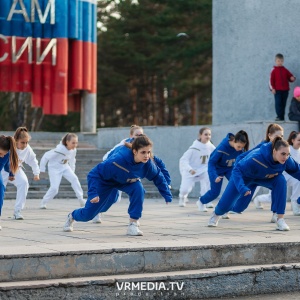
39, 133, 85, 208
178, 127, 215, 210
2, 127, 40, 220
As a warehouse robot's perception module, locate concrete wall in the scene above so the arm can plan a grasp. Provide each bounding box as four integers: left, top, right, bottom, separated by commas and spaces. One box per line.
213, 0, 300, 125
97, 121, 297, 197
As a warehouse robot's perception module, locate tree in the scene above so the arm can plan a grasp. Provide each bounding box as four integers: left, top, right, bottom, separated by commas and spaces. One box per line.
97, 0, 212, 127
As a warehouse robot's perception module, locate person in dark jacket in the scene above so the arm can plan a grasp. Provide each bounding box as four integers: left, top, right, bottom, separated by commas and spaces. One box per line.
288, 86, 300, 131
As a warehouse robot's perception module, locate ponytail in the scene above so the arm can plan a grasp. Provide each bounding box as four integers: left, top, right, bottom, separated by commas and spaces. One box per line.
61, 133, 78, 146
233, 130, 249, 151
265, 123, 283, 142
0, 136, 19, 175
124, 141, 133, 149
14, 127, 30, 141
287, 131, 299, 145
8, 137, 18, 174
272, 136, 289, 151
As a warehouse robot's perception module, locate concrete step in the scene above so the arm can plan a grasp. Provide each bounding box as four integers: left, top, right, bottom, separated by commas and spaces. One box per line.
32, 150, 108, 160
0, 263, 298, 299
1, 242, 300, 283
30, 142, 98, 150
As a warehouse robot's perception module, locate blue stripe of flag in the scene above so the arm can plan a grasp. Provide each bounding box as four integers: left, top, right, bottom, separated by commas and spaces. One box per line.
0, 0, 96, 43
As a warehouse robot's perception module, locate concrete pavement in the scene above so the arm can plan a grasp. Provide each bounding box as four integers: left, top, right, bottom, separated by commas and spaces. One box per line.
1, 196, 300, 255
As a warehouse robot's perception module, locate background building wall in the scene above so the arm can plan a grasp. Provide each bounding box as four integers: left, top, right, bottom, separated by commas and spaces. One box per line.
213, 0, 300, 125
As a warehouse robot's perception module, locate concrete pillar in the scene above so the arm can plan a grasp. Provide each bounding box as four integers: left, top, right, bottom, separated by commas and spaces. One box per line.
80, 91, 97, 133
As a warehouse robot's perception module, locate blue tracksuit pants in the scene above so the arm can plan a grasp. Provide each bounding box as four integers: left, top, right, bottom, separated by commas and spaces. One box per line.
0, 175, 5, 216
72, 180, 146, 221
215, 174, 287, 216
200, 170, 231, 204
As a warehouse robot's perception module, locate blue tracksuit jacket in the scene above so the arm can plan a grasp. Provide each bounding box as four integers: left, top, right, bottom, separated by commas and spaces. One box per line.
72, 146, 172, 221
107, 138, 172, 186
200, 133, 244, 204
215, 142, 300, 215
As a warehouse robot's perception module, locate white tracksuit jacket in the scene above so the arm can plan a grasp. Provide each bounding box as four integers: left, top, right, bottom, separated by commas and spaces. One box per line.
179, 140, 215, 198
40, 143, 83, 203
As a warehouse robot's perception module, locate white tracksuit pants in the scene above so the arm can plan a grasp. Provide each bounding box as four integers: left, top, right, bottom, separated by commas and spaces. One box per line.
42, 166, 83, 203
179, 172, 210, 199
285, 174, 300, 202
255, 174, 300, 204
2, 169, 29, 212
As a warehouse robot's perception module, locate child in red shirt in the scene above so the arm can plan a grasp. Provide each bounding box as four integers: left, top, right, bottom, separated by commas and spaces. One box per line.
269, 53, 296, 121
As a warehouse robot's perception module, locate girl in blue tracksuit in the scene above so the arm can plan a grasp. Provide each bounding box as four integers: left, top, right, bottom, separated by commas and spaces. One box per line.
63, 135, 172, 236
199, 131, 249, 207
232, 123, 283, 214
107, 139, 172, 187
91, 126, 171, 224
0, 136, 19, 229
208, 137, 300, 231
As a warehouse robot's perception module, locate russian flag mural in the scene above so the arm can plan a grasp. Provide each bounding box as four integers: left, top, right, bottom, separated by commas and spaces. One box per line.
0, 0, 97, 115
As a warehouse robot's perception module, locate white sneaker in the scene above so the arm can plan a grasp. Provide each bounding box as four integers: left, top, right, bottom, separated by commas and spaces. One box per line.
222, 213, 230, 219
196, 200, 208, 212
276, 218, 290, 231
63, 213, 74, 232
13, 211, 24, 220
208, 212, 221, 227
40, 200, 47, 209
206, 202, 214, 208
178, 197, 186, 207
127, 222, 143, 236
291, 201, 300, 216
254, 197, 264, 209
92, 213, 102, 223
78, 199, 86, 207
271, 213, 277, 223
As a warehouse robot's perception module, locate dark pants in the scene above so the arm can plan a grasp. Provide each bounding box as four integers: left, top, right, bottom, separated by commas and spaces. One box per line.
288, 114, 300, 131
274, 90, 289, 120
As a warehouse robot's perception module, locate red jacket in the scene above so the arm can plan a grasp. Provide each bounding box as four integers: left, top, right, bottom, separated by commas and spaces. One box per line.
269, 66, 294, 91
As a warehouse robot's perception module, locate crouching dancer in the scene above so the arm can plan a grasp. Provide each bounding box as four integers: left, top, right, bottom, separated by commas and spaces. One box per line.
63, 135, 172, 236
208, 137, 300, 231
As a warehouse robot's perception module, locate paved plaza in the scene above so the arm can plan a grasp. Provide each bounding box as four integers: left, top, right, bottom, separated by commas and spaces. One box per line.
1, 197, 300, 256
